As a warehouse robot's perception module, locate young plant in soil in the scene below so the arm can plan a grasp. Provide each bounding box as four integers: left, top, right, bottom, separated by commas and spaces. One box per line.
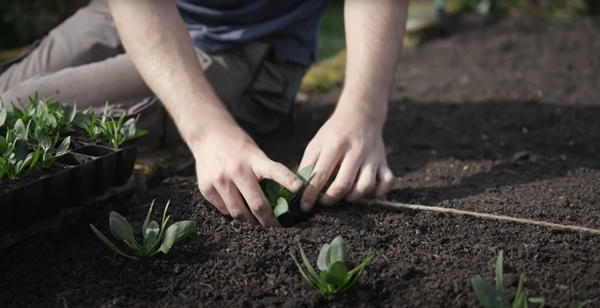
471, 250, 545, 308
290, 235, 373, 295
0, 121, 40, 180
89, 200, 197, 259
260, 165, 313, 221
94, 104, 147, 149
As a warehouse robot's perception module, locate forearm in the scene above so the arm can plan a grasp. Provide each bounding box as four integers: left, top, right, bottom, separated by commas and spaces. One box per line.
107, 0, 238, 146
339, 0, 409, 125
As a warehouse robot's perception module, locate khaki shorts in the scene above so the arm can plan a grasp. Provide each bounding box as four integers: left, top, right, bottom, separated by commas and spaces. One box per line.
0, 0, 305, 153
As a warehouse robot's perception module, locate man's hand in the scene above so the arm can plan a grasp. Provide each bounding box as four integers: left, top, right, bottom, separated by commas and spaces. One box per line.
192, 126, 304, 227
299, 105, 395, 211
299, 0, 408, 211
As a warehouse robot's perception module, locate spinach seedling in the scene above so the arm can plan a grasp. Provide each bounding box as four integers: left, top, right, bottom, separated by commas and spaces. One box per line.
89, 200, 196, 259
471, 250, 545, 308
260, 165, 313, 217
290, 235, 372, 295
33, 126, 70, 168
97, 105, 147, 148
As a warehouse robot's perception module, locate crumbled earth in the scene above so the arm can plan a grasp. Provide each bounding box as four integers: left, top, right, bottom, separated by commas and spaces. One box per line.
1, 15, 600, 308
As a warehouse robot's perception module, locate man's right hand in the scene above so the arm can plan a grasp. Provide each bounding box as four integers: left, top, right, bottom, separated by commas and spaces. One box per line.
191, 126, 304, 227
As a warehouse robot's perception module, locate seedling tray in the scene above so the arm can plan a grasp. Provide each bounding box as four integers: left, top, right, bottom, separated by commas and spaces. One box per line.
0, 143, 138, 232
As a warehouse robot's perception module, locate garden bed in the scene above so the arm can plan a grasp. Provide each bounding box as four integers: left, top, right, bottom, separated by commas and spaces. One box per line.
1, 15, 600, 308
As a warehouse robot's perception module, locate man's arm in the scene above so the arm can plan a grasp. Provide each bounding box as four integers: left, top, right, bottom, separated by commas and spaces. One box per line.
107, 0, 303, 226
300, 0, 408, 209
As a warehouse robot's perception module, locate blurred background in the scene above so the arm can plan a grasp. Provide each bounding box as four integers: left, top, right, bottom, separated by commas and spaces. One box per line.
0, 0, 598, 89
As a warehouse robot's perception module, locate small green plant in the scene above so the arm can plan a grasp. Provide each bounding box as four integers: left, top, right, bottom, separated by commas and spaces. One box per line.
471, 250, 545, 308
91, 104, 147, 148
0, 121, 40, 180
290, 235, 373, 295
33, 126, 70, 168
89, 200, 197, 259
260, 165, 313, 217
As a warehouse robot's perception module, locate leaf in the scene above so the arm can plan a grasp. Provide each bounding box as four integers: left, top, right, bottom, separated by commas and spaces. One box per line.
159, 220, 197, 254
0, 136, 7, 153
495, 250, 505, 291
13, 119, 27, 139
290, 253, 321, 290
298, 243, 321, 285
0, 107, 6, 128
35, 127, 51, 151
14, 138, 29, 162
471, 277, 510, 308
144, 220, 160, 249
317, 243, 331, 271
513, 274, 527, 308
74, 112, 91, 129
319, 271, 330, 295
261, 179, 280, 203
120, 118, 137, 139
142, 200, 155, 240
297, 165, 314, 184
56, 136, 70, 155
328, 236, 346, 266
273, 197, 289, 217
89, 224, 136, 259
109, 212, 136, 244
325, 261, 349, 289
344, 252, 373, 292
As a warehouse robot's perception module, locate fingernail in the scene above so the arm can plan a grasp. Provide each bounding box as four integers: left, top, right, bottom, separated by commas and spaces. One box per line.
301, 202, 311, 212
292, 180, 303, 191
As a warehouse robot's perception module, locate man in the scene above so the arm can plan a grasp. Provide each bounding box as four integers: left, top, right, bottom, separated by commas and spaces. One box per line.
0, 0, 407, 227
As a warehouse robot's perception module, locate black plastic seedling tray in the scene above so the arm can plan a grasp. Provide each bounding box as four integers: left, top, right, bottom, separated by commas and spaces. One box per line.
0, 144, 137, 232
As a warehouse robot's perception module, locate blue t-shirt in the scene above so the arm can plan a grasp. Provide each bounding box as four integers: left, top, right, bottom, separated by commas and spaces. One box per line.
176, 0, 330, 67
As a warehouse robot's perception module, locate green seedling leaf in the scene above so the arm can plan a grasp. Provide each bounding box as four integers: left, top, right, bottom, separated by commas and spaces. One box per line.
121, 118, 137, 139
297, 165, 314, 184
328, 236, 347, 266
35, 127, 51, 151
0, 107, 6, 128
56, 136, 70, 155
0, 136, 7, 153
13, 119, 27, 139
298, 243, 321, 286
527, 297, 545, 306
109, 211, 136, 244
159, 220, 197, 254
326, 261, 349, 289
89, 224, 136, 259
262, 179, 280, 203
495, 250, 505, 291
471, 277, 510, 308
143, 220, 160, 250
142, 200, 155, 240
290, 253, 321, 290
317, 243, 331, 271
343, 252, 373, 292
14, 138, 29, 162
273, 197, 289, 217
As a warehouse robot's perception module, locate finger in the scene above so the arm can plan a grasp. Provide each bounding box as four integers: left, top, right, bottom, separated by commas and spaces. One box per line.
234, 175, 281, 227
319, 152, 362, 206
254, 159, 304, 193
374, 165, 396, 198
298, 143, 320, 174
199, 185, 229, 215
345, 164, 378, 203
301, 149, 342, 212
214, 180, 258, 225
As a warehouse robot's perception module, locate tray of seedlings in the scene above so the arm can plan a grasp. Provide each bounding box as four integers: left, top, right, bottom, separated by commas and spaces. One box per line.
0, 95, 146, 232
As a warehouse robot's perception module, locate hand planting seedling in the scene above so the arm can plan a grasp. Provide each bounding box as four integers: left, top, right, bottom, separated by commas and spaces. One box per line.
290, 235, 373, 295
260, 165, 313, 218
89, 200, 196, 259
471, 250, 545, 308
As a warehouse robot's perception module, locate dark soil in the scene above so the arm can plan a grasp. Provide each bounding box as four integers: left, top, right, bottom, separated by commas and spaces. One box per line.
1, 15, 600, 308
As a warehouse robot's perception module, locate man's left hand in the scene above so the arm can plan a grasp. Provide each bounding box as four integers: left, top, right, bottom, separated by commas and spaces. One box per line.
299, 105, 395, 212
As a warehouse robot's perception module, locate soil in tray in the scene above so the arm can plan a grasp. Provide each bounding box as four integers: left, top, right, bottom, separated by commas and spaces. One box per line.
0, 164, 68, 194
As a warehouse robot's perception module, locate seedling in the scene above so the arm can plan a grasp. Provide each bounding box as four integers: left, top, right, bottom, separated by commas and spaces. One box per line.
290, 235, 373, 295
94, 104, 147, 148
471, 250, 545, 308
33, 126, 70, 168
260, 165, 313, 217
89, 200, 196, 259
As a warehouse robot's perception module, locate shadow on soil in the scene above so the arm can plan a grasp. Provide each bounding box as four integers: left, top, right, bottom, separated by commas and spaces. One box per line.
256, 99, 600, 205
